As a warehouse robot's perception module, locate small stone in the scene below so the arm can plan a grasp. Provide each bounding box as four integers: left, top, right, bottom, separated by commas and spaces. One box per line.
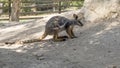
108, 50, 112, 53
73, 48, 76, 51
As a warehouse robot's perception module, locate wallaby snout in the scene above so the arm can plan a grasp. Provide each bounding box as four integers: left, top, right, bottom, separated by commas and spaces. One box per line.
78, 21, 83, 26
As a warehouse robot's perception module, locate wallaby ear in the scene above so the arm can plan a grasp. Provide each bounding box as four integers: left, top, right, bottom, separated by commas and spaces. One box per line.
73, 14, 78, 20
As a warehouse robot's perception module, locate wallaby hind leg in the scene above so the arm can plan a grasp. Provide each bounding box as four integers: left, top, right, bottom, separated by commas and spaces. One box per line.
53, 31, 66, 41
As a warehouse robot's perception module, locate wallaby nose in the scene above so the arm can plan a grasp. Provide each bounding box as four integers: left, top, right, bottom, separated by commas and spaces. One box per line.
78, 22, 83, 26
78, 21, 83, 26
80, 23, 83, 26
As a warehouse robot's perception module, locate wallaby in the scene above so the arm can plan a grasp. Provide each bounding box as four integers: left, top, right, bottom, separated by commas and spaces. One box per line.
39, 14, 83, 41
4, 14, 83, 44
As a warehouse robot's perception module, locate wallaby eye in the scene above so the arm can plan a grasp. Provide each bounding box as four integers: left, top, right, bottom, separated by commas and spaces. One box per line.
75, 16, 78, 20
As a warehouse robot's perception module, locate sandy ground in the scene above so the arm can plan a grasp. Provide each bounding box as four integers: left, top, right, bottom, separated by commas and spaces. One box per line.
0, 12, 120, 68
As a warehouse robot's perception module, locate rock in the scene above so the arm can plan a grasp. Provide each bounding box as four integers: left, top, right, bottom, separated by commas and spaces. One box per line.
78, 0, 120, 22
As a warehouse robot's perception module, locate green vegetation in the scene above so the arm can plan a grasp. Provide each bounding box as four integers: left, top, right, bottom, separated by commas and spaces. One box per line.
0, 0, 9, 13
62, 0, 84, 7
0, 0, 84, 15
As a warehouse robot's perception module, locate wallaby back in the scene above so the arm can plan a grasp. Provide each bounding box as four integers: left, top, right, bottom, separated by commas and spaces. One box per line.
45, 15, 83, 35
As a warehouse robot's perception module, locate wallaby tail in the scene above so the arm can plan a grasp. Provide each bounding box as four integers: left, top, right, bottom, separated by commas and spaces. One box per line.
5, 41, 15, 44
21, 39, 41, 43
4, 39, 41, 45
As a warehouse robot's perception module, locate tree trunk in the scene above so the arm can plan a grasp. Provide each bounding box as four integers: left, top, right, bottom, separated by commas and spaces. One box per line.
79, 0, 120, 22
10, 0, 21, 22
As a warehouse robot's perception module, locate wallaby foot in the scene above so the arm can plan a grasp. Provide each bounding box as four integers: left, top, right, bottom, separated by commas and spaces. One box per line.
53, 36, 67, 42
53, 38, 66, 42
58, 36, 68, 39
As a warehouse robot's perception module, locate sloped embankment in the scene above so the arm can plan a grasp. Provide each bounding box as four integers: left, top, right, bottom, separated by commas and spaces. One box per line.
0, 14, 120, 68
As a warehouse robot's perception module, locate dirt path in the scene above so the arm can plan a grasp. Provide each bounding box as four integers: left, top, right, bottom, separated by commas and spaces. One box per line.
0, 13, 120, 68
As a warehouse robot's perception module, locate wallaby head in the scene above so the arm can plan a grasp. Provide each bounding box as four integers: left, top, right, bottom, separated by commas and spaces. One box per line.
73, 14, 83, 26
